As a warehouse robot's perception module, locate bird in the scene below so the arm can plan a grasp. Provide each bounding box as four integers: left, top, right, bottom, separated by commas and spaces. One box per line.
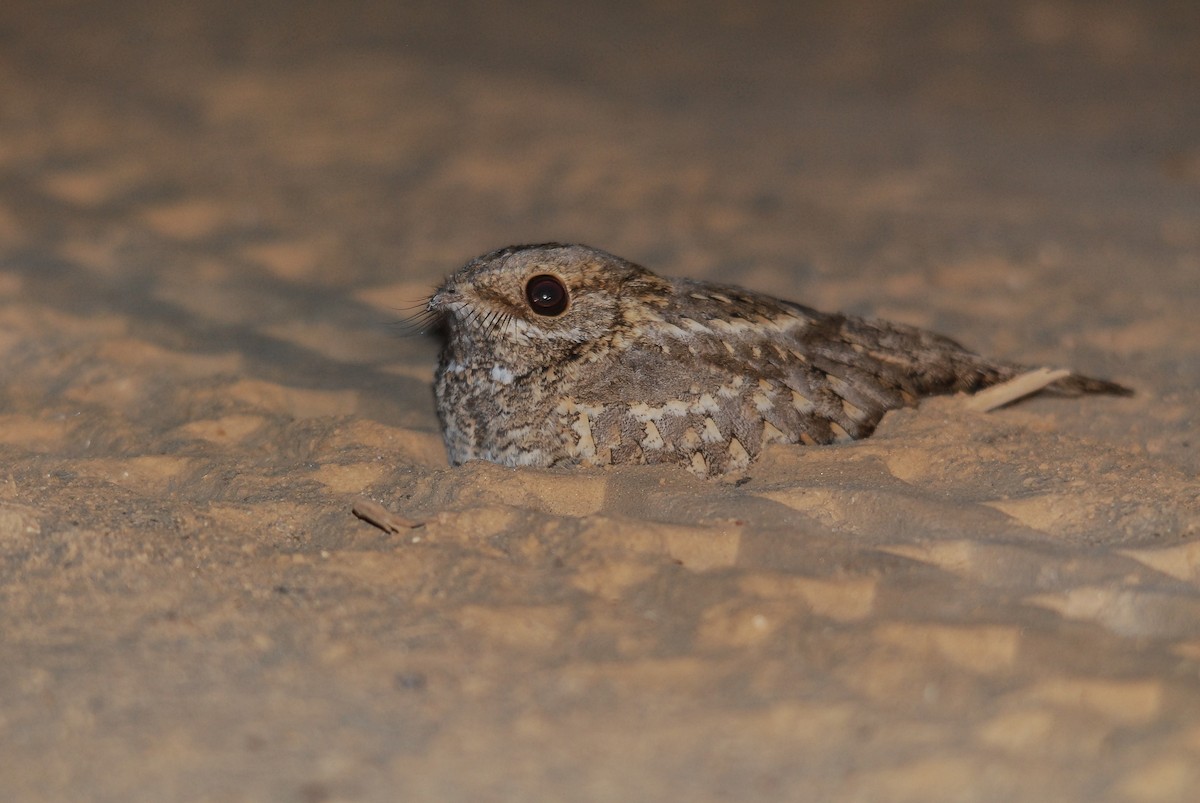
425, 243, 1129, 478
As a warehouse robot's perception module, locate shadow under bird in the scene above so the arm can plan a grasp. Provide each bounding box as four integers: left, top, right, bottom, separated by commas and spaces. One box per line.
425, 243, 1130, 478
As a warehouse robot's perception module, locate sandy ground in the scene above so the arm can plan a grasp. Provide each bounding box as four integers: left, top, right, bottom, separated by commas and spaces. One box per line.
1, 1, 1199, 800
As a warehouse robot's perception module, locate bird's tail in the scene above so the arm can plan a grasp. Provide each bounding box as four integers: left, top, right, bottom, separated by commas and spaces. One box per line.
1042, 371, 1133, 397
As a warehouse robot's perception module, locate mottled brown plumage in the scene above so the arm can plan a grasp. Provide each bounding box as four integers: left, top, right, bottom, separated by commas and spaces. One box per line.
427, 243, 1129, 477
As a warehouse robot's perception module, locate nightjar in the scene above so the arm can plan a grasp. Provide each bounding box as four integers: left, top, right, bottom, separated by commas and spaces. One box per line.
427, 243, 1128, 478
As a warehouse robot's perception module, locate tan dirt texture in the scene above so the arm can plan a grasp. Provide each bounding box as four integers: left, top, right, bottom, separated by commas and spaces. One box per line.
2, 1, 1199, 801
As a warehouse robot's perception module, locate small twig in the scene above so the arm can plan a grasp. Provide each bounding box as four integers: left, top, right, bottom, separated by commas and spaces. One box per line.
352, 498, 423, 533
965, 367, 1071, 413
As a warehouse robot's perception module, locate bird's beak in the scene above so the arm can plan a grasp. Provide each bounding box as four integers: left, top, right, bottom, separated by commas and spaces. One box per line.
427, 285, 461, 314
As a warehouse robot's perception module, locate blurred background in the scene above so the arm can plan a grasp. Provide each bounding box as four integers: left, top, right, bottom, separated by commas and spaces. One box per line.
2, 2, 1198, 801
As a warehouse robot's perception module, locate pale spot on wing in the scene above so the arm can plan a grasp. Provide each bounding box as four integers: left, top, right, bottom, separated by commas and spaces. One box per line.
489, 364, 515, 385
690, 393, 719, 414
700, 416, 723, 443
773, 313, 810, 333
727, 436, 751, 470
679, 317, 713, 335
661, 323, 691, 340
665, 399, 690, 417
629, 400, 689, 422
682, 427, 702, 449
762, 420, 786, 444
573, 411, 596, 458
642, 420, 665, 450
791, 390, 815, 414
842, 399, 867, 421
690, 451, 709, 475
829, 422, 853, 442
824, 372, 876, 416
827, 374, 851, 397
711, 317, 760, 336
799, 432, 818, 446
752, 379, 777, 413
627, 402, 652, 421
557, 399, 608, 461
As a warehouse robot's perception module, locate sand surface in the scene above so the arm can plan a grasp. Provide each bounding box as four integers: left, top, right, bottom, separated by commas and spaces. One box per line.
2, 1, 1199, 800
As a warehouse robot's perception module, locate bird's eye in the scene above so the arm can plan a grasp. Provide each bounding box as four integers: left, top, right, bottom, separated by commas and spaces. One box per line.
524, 274, 569, 316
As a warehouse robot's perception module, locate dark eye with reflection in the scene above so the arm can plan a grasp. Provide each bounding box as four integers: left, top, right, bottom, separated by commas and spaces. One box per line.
524, 275, 569, 316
